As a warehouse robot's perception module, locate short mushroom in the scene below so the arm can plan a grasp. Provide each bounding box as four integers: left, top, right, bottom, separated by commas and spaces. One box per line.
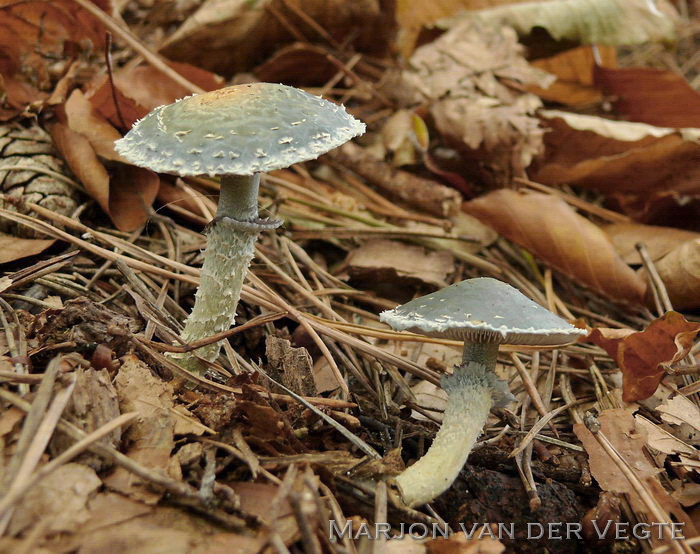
380, 277, 585, 507
115, 83, 365, 373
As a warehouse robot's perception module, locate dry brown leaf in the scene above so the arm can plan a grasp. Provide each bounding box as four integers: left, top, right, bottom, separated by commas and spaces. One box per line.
255, 43, 342, 86
574, 409, 696, 543
447, 0, 678, 46
341, 238, 455, 289
84, 74, 149, 130
230, 482, 298, 544
9, 463, 101, 535
400, 20, 553, 181
594, 66, 700, 128
634, 416, 695, 457
71, 494, 260, 554
463, 190, 646, 303
51, 91, 160, 232
0, 233, 55, 264
586, 312, 700, 402
657, 394, 700, 443
604, 222, 700, 265
534, 111, 700, 195
394, 0, 537, 57
104, 355, 178, 502
0, 0, 110, 119
161, 0, 392, 76
529, 46, 617, 106
113, 62, 223, 112
650, 239, 700, 310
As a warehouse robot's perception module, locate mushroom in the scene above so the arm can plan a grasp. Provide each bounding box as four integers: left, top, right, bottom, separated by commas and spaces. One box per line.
115, 83, 365, 373
380, 277, 585, 507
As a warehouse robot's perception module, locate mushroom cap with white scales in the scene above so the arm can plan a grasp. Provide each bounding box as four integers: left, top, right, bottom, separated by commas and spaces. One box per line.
380, 277, 586, 345
114, 82, 365, 177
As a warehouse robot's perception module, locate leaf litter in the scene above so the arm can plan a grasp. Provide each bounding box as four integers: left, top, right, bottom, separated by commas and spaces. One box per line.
0, 0, 699, 553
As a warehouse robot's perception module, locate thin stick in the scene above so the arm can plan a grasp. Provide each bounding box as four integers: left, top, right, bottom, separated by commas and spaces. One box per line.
70, 0, 205, 95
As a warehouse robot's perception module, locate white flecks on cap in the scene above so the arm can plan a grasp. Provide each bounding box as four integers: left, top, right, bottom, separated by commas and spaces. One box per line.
380, 278, 587, 346
115, 83, 366, 177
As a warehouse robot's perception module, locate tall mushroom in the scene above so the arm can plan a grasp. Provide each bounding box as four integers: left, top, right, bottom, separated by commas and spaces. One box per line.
115, 83, 365, 373
380, 277, 585, 507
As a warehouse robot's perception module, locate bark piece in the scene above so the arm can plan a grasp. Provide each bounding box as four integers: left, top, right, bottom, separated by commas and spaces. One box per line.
332, 142, 461, 218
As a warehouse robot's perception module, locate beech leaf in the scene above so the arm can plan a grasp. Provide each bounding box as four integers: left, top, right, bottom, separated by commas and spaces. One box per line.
594, 66, 700, 128
586, 312, 700, 402
463, 190, 646, 303
534, 111, 700, 195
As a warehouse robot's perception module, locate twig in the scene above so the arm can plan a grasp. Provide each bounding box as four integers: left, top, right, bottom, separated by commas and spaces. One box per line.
70, 0, 205, 95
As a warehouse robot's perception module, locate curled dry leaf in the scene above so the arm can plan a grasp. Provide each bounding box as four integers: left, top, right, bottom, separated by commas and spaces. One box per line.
647, 239, 700, 310
463, 189, 646, 303
594, 66, 700, 129
534, 110, 700, 195
586, 311, 700, 402
400, 20, 552, 181
604, 222, 700, 265
51, 90, 159, 232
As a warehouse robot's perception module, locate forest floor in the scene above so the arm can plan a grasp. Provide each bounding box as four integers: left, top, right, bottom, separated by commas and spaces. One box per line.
0, 0, 699, 553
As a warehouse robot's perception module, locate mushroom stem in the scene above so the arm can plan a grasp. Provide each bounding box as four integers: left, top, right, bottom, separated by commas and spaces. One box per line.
216, 174, 260, 221
173, 174, 265, 373
395, 342, 499, 507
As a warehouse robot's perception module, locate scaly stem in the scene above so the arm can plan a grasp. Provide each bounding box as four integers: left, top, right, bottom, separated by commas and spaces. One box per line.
395, 342, 499, 507
172, 174, 263, 374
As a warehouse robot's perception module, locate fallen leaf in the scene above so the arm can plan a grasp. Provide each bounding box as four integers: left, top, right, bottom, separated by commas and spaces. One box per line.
604, 222, 700, 265
586, 312, 700, 402
9, 463, 101, 535
341, 238, 455, 289
400, 20, 553, 181
230, 482, 298, 544
0, 234, 55, 264
529, 46, 617, 106
103, 355, 178, 502
648, 239, 700, 310
446, 0, 677, 46
113, 62, 223, 112
50, 91, 160, 231
160, 0, 392, 76
393, 0, 533, 57
574, 409, 696, 543
84, 74, 149, 130
594, 66, 700, 128
0, 0, 110, 118
634, 415, 696, 457
49, 367, 121, 472
534, 110, 700, 195
657, 394, 700, 443
463, 189, 646, 303
254, 43, 342, 86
